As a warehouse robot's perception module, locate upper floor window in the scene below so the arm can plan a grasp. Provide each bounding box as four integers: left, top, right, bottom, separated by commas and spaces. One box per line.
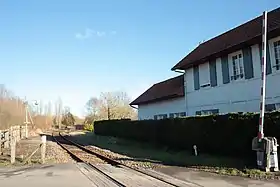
231, 53, 244, 81
273, 40, 280, 71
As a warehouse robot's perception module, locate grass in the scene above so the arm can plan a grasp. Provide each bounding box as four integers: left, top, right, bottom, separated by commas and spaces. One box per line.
69, 132, 280, 179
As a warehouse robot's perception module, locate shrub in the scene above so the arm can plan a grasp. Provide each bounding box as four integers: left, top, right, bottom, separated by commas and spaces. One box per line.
94, 111, 280, 159
84, 123, 94, 132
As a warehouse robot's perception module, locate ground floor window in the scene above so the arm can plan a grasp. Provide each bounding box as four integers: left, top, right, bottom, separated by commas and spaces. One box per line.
154, 114, 168, 120
169, 112, 186, 118
265, 103, 280, 112
196, 109, 219, 116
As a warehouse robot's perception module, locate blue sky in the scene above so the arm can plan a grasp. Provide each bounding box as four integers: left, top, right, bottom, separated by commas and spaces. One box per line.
0, 1, 279, 117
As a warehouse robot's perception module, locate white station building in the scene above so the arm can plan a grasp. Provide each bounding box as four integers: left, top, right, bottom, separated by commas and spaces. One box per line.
130, 7, 280, 120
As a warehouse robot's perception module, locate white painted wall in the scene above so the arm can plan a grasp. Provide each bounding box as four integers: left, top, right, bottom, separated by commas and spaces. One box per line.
137, 97, 185, 120
136, 36, 280, 119
185, 36, 280, 116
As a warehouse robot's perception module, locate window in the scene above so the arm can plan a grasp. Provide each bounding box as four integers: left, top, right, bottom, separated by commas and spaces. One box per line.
265, 104, 276, 112
169, 112, 186, 118
180, 112, 186, 117
273, 40, 280, 71
231, 53, 244, 80
196, 109, 219, 116
265, 103, 280, 112
195, 111, 202, 116
154, 114, 167, 120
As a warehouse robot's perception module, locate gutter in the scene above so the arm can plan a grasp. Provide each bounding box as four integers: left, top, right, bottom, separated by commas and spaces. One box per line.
130, 105, 138, 109
174, 70, 185, 74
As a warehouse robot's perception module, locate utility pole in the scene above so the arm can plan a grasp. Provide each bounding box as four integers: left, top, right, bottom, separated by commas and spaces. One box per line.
23, 99, 30, 138
34, 100, 38, 128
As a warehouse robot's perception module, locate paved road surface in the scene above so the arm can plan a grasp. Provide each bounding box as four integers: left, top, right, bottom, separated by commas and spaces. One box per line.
156, 166, 280, 187
0, 163, 95, 187
1, 163, 280, 187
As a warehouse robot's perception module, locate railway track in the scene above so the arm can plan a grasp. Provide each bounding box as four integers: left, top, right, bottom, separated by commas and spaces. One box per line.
53, 132, 195, 187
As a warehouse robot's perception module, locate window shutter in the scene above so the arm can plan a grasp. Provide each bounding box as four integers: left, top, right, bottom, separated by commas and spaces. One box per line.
243, 47, 254, 79
221, 55, 230, 84
193, 65, 200, 90
209, 59, 217, 87
259, 43, 272, 74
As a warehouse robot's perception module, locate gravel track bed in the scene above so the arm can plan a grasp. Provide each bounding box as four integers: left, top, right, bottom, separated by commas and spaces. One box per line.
46, 140, 76, 164
59, 143, 106, 164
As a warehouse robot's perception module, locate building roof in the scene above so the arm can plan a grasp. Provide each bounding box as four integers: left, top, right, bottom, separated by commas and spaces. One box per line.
130, 75, 184, 105
172, 7, 280, 70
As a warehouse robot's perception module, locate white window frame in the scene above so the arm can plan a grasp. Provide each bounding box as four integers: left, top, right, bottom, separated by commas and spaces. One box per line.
195, 109, 219, 116
169, 112, 186, 118
155, 114, 167, 120
228, 50, 244, 81
269, 36, 280, 73
276, 103, 280, 110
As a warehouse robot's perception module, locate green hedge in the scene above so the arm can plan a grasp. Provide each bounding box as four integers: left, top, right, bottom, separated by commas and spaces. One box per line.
94, 112, 280, 158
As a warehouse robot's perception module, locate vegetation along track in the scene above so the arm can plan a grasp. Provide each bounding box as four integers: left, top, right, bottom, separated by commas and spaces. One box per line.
54, 132, 182, 187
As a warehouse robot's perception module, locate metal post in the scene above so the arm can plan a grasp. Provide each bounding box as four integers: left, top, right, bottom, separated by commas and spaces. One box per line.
10, 137, 16, 164
258, 11, 268, 142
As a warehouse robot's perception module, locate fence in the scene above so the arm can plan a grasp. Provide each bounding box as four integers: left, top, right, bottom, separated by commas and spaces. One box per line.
0, 125, 31, 163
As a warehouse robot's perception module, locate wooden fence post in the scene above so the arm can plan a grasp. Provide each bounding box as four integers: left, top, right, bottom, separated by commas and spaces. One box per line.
16, 126, 19, 142
4, 131, 9, 148
41, 135, 46, 164
0, 130, 2, 155
10, 137, 16, 164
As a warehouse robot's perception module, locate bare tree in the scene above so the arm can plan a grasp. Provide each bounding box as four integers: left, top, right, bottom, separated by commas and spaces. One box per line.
99, 91, 136, 119
47, 101, 52, 116
0, 84, 5, 127
84, 91, 136, 123
0, 85, 31, 129
85, 97, 99, 115
55, 97, 63, 129
39, 100, 43, 115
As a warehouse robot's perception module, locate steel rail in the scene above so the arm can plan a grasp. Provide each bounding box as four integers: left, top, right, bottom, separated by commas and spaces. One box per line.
52, 133, 126, 187
59, 132, 181, 187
